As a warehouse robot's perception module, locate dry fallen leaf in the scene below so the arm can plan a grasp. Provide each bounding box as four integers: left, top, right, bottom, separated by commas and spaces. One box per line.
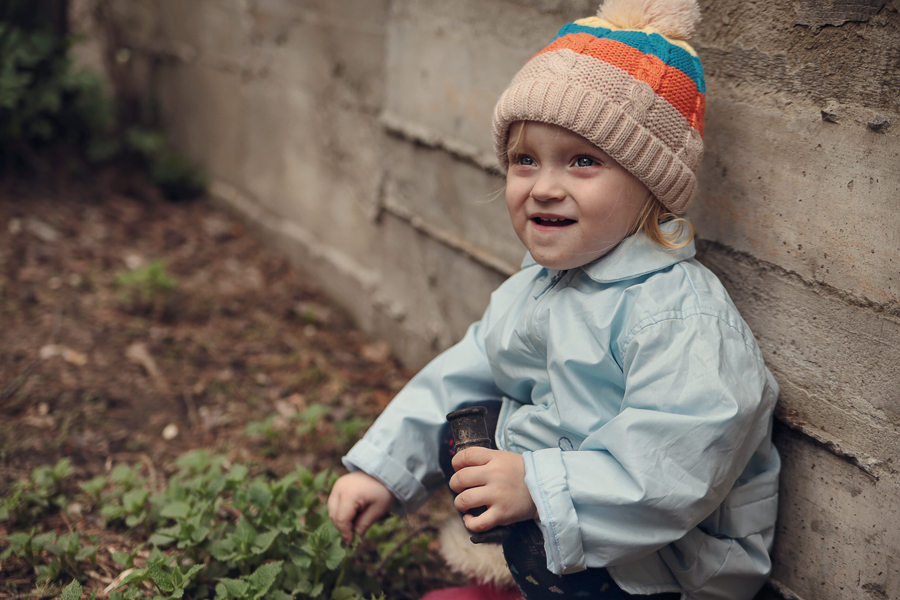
126, 342, 168, 391
39, 344, 89, 366
361, 341, 391, 363
373, 389, 394, 409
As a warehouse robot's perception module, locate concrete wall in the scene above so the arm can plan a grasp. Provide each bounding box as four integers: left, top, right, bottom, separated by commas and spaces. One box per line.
92, 1, 900, 598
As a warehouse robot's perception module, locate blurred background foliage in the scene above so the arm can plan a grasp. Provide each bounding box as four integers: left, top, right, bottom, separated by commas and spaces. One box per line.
0, 0, 205, 200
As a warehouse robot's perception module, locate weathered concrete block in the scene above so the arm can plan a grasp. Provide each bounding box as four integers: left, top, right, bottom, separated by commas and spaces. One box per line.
772, 425, 899, 600
385, 0, 568, 157
380, 134, 522, 271
155, 62, 245, 180
691, 99, 900, 305
697, 242, 900, 467
696, 0, 900, 114
368, 215, 509, 368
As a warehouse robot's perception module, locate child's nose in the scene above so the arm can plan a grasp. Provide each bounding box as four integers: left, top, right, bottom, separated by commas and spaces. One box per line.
530, 168, 565, 202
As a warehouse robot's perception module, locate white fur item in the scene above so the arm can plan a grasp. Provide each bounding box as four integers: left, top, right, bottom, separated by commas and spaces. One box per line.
438, 517, 518, 589
598, 0, 701, 39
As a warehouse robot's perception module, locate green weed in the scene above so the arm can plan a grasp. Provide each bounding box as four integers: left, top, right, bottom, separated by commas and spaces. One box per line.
1, 451, 427, 598
111, 549, 204, 599
0, 457, 73, 523
245, 415, 285, 457
293, 403, 330, 440
245, 402, 368, 456
115, 259, 177, 317
334, 413, 370, 447
39, 531, 98, 585
0, 18, 118, 166
288, 365, 328, 393
59, 580, 98, 600
1, 528, 97, 587
124, 127, 206, 202
0, 3, 207, 198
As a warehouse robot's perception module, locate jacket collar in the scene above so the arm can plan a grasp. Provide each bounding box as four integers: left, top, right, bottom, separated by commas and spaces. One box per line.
520, 221, 695, 283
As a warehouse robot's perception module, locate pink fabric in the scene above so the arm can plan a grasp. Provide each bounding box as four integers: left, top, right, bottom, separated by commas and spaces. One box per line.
420, 583, 523, 600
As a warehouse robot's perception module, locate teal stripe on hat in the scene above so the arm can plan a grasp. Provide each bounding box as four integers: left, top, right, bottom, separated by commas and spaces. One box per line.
554, 23, 705, 93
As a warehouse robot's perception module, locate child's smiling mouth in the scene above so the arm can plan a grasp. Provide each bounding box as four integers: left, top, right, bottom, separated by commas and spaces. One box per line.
532, 216, 576, 227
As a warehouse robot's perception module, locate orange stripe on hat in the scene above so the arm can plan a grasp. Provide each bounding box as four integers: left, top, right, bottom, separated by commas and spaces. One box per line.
537, 33, 705, 137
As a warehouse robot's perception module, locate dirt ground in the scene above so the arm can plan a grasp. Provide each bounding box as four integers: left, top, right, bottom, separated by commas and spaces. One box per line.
0, 168, 460, 596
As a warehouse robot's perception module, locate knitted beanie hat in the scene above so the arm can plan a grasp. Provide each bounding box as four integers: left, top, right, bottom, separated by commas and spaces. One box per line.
492, 0, 706, 214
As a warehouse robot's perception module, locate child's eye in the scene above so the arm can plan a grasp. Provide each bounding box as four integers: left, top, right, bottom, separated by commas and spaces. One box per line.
575, 156, 595, 167
516, 155, 536, 166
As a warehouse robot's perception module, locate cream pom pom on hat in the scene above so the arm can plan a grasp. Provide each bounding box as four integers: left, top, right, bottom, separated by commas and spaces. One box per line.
493, 0, 706, 214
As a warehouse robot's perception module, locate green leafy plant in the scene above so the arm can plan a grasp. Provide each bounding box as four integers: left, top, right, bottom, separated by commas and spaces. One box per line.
78, 474, 107, 506
115, 259, 178, 317
0, 2, 207, 199
94, 464, 153, 529
125, 127, 207, 201
1, 528, 57, 567
2, 452, 429, 598
1, 528, 97, 588
101, 487, 151, 529
214, 560, 283, 600
0, 457, 73, 523
0, 20, 118, 165
39, 531, 98, 585
245, 403, 372, 457
245, 415, 286, 457
334, 411, 370, 447
59, 579, 98, 600
294, 403, 330, 440
110, 549, 204, 600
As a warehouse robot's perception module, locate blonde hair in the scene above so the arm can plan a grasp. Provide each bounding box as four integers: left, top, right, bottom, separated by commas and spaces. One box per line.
632, 195, 694, 250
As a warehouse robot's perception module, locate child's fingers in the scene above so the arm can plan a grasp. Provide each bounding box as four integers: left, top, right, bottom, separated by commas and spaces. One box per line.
462, 507, 498, 532
453, 484, 489, 514
451, 446, 492, 470
327, 472, 394, 544
327, 491, 358, 544
353, 501, 389, 538
330, 508, 355, 544
453, 487, 497, 531
448, 462, 488, 494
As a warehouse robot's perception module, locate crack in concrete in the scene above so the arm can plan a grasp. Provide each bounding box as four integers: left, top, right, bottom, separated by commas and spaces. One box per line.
695, 238, 900, 320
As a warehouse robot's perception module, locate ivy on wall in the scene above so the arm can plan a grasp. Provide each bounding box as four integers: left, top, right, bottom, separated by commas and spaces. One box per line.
0, 0, 205, 201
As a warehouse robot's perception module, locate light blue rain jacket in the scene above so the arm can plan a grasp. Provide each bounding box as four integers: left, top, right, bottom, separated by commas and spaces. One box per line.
344, 229, 780, 600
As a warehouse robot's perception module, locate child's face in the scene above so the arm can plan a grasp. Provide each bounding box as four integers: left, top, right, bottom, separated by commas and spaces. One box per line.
505, 121, 650, 270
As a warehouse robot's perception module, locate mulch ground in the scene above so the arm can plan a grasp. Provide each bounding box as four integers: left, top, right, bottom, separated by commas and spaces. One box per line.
0, 167, 460, 597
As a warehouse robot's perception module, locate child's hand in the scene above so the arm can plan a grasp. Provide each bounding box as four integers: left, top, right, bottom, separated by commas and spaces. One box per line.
327, 471, 395, 544
449, 447, 538, 532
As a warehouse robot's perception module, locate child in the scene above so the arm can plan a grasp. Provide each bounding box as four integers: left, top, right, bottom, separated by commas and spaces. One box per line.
328, 1, 780, 598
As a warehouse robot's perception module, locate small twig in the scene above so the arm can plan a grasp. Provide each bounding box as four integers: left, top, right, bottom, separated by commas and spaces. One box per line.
59, 510, 76, 534
103, 568, 136, 597
138, 453, 163, 494
0, 305, 64, 403
219, 504, 244, 520
87, 569, 114, 585
182, 390, 200, 431
97, 555, 115, 577
374, 524, 439, 575
0, 359, 39, 402
49, 304, 63, 343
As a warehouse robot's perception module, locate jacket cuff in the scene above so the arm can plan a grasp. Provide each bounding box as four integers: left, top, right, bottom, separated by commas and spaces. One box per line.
523, 449, 587, 574
343, 439, 430, 515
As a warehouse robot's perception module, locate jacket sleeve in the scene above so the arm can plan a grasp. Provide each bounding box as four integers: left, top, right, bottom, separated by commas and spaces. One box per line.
523, 309, 777, 574
342, 305, 505, 515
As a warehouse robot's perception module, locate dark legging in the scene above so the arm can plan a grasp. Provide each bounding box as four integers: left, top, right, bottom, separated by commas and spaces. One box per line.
439, 401, 680, 600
